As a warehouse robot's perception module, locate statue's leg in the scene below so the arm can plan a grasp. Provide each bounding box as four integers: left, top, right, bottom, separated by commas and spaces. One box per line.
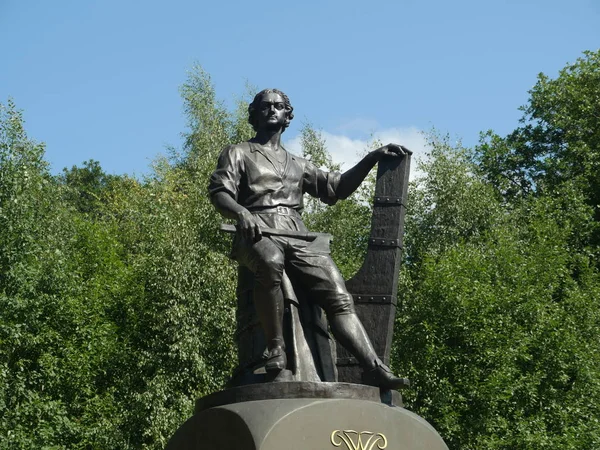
287, 238, 408, 388
236, 237, 287, 372
328, 313, 377, 369
284, 238, 376, 368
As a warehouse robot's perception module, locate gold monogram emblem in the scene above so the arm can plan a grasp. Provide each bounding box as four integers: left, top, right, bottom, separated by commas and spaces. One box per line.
330, 430, 388, 450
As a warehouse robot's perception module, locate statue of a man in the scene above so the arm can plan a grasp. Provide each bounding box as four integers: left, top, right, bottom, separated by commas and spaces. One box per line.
209, 89, 408, 389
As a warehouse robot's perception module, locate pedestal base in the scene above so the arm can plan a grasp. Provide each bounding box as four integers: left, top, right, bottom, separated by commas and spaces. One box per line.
166, 382, 447, 450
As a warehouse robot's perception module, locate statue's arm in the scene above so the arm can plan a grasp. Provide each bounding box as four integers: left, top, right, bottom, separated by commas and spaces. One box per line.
209, 144, 262, 242
211, 192, 262, 241
336, 144, 409, 199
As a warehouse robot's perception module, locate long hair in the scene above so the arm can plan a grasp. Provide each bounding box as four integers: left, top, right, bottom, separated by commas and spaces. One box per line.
247, 89, 294, 132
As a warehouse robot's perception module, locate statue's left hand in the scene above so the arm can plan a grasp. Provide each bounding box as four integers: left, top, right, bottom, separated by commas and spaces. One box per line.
371, 143, 412, 161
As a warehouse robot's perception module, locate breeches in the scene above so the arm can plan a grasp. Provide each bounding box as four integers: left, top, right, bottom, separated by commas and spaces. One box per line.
234, 232, 355, 316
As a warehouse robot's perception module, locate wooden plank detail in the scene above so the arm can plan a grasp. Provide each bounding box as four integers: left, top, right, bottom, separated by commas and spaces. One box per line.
336, 152, 411, 383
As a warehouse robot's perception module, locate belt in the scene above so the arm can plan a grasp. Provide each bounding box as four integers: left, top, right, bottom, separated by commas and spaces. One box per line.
251, 206, 300, 217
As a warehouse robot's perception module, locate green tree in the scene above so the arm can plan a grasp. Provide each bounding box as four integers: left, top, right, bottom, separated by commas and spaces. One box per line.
300, 124, 374, 278
0, 99, 133, 448
394, 134, 600, 449
90, 67, 248, 447
59, 159, 121, 216
0, 71, 259, 449
4, 55, 599, 450
477, 50, 600, 231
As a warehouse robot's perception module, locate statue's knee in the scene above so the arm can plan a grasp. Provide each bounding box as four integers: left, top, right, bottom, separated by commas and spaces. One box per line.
255, 252, 285, 285
326, 293, 355, 316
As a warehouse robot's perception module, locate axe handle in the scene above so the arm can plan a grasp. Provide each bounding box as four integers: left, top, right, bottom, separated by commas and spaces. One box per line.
219, 223, 332, 242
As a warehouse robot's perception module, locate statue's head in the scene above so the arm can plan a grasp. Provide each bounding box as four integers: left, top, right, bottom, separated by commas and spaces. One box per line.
248, 89, 294, 133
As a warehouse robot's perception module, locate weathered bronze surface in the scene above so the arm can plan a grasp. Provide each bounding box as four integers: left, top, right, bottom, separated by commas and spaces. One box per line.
209, 89, 410, 389
166, 88, 450, 450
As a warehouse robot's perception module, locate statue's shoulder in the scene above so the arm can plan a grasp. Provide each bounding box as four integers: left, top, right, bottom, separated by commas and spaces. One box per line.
216, 142, 253, 167
221, 141, 252, 155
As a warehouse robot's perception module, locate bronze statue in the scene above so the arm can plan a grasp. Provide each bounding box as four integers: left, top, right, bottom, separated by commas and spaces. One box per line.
209, 89, 409, 389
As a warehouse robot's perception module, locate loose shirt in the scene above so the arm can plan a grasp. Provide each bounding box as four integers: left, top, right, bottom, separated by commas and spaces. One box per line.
208, 141, 341, 213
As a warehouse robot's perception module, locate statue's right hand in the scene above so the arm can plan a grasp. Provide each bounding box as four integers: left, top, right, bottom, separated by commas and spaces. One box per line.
236, 210, 262, 242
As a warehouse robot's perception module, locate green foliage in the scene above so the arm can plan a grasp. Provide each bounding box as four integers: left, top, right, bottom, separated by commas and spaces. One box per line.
84, 67, 249, 446
0, 99, 131, 448
0, 69, 246, 448
406, 135, 502, 263
394, 135, 600, 449
2, 53, 600, 449
59, 159, 121, 216
300, 125, 374, 278
477, 50, 600, 227
102, 167, 237, 447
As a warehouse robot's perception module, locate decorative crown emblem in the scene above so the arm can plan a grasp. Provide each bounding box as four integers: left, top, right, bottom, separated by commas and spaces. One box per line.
330, 430, 388, 450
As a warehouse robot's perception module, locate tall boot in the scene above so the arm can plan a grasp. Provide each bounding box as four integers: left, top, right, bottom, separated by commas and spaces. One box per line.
253, 285, 286, 372
329, 313, 409, 389
329, 313, 377, 369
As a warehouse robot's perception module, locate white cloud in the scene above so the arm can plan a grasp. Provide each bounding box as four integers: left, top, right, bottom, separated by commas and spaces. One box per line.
285, 126, 428, 180
334, 117, 381, 135
284, 135, 303, 155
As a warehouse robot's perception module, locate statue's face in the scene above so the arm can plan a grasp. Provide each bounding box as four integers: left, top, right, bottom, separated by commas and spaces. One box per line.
256, 92, 287, 131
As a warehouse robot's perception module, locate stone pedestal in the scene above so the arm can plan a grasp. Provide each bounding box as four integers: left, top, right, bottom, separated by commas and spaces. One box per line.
166, 382, 447, 450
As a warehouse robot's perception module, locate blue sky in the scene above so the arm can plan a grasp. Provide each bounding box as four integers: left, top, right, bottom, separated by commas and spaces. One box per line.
1, 0, 598, 175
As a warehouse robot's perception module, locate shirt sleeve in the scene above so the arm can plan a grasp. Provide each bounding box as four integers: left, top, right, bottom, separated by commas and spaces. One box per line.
208, 145, 243, 201
302, 159, 342, 205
